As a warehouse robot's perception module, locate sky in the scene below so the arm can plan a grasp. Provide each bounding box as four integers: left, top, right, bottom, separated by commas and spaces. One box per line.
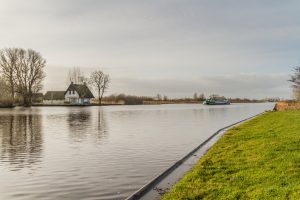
0, 0, 299, 99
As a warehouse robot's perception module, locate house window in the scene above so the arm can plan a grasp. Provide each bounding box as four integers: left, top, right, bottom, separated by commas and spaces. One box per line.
69, 90, 71, 94
73, 90, 75, 94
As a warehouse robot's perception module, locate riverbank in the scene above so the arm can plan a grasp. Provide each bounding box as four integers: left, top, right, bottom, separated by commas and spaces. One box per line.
31, 104, 117, 107
0, 104, 15, 108
162, 111, 300, 199
31, 102, 267, 107
0, 100, 271, 108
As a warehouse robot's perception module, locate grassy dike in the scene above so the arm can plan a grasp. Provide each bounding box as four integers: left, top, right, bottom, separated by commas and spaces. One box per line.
163, 111, 300, 200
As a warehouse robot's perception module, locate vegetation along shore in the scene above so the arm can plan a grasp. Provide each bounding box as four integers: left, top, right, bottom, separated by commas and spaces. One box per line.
162, 110, 300, 199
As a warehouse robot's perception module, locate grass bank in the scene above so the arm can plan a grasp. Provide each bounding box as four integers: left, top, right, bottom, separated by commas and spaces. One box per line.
163, 111, 300, 199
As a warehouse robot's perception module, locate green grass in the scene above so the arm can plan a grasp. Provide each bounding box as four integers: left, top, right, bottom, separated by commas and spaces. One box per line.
162, 111, 300, 200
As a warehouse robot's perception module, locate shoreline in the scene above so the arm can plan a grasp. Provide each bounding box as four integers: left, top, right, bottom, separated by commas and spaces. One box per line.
0, 102, 272, 108
31, 104, 118, 107
0, 105, 15, 108
162, 110, 300, 199
125, 112, 266, 200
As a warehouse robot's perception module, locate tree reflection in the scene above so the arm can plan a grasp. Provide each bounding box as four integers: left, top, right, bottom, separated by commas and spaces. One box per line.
0, 114, 43, 170
96, 109, 108, 140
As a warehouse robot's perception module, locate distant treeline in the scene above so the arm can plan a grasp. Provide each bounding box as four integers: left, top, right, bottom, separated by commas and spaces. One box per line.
102, 93, 207, 105
229, 98, 265, 103
103, 94, 154, 105
102, 94, 279, 105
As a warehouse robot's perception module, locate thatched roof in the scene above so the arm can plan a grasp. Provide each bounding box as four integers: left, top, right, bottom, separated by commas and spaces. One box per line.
65, 83, 94, 99
32, 93, 44, 99
44, 91, 65, 100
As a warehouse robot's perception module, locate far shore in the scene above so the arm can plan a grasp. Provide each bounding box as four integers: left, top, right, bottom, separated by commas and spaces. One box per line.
0, 101, 274, 108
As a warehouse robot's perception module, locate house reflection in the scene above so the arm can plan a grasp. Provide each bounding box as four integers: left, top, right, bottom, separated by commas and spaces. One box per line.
0, 114, 43, 170
67, 109, 92, 142
67, 108, 108, 142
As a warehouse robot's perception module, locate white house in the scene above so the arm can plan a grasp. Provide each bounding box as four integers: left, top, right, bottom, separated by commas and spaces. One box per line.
64, 82, 94, 104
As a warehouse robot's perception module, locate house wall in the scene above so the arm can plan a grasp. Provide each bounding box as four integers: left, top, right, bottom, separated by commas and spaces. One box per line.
64, 89, 92, 105
65, 90, 79, 103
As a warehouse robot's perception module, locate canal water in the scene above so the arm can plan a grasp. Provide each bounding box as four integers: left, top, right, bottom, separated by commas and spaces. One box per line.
0, 103, 274, 200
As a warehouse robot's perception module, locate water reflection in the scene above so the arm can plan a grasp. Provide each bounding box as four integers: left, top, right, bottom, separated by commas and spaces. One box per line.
0, 114, 43, 170
67, 108, 108, 143
68, 109, 92, 139
0, 104, 274, 200
96, 109, 109, 137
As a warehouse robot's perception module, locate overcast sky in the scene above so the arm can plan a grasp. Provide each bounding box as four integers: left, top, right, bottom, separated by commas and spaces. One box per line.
1, 0, 299, 98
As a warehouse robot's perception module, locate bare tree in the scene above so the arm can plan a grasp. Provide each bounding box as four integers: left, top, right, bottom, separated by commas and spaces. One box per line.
0, 76, 11, 105
0, 48, 46, 107
89, 70, 110, 105
14, 49, 46, 106
163, 95, 168, 101
67, 67, 86, 85
0, 48, 19, 104
193, 92, 198, 100
199, 93, 205, 101
156, 93, 162, 101
289, 67, 300, 101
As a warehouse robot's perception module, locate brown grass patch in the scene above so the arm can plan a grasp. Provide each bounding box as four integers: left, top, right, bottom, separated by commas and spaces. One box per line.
274, 101, 300, 111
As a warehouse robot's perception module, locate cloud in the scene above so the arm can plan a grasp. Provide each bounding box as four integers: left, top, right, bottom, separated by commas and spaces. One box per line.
45, 66, 290, 99
105, 73, 291, 99
1, 0, 299, 98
